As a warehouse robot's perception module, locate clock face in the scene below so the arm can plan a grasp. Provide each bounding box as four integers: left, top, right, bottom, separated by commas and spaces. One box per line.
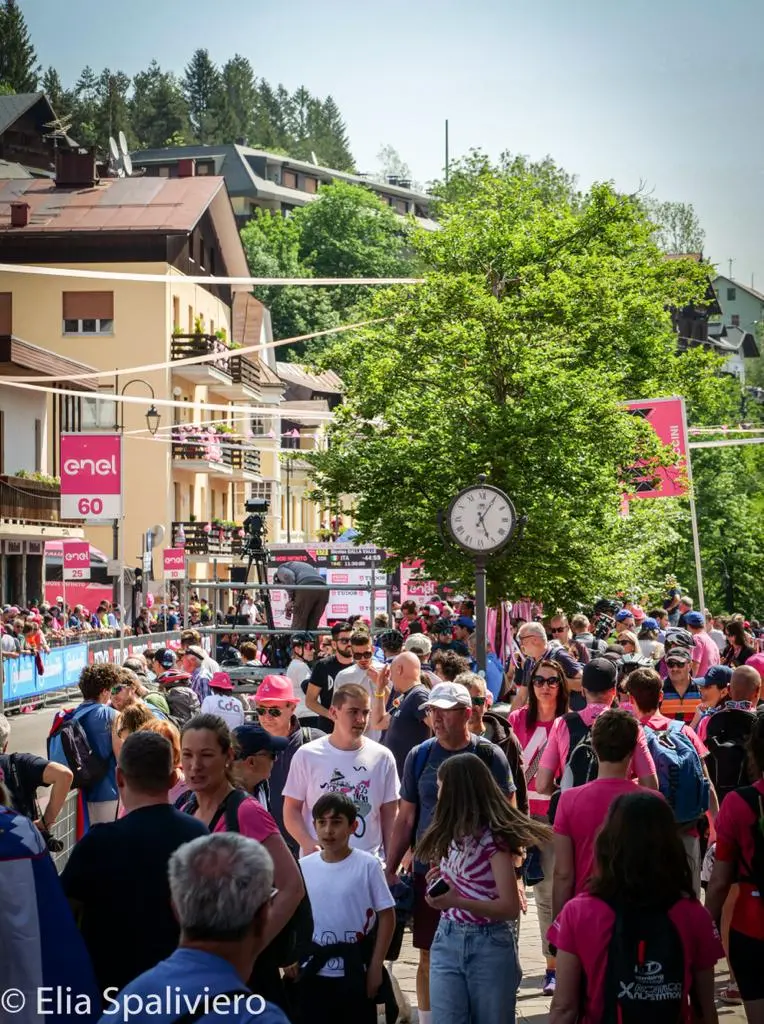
447, 485, 515, 553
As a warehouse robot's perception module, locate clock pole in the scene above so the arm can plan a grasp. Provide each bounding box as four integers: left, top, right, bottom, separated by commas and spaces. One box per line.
475, 553, 488, 673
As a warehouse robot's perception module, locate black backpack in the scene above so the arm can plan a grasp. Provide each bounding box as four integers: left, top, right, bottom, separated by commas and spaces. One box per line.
47, 705, 110, 791
548, 712, 598, 822
735, 786, 764, 891
704, 708, 756, 803
177, 788, 314, 967
603, 902, 686, 1024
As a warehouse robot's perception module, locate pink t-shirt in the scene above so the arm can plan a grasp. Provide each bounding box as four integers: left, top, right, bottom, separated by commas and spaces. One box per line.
508, 706, 555, 816
212, 794, 280, 841
692, 631, 720, 678
548, 894, 724, 1023
440, 828, 506, 925
539, 704, 656, 781
554, 778, 663, 893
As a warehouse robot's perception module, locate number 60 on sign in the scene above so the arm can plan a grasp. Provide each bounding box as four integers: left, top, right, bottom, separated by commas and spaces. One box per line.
60, 433, 123, 521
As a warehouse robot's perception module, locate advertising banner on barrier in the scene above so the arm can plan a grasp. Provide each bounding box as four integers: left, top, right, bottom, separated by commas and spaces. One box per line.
63, 541, 91, 581
623, 397, 689, 500
267, 544, 388, 627
60, 432, 122, 520
163, 548, 186, 580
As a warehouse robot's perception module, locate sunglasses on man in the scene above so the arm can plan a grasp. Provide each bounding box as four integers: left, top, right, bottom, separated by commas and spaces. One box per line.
256, 705, 287, 718
352, 650, 373, 661
666, 659, 688, 669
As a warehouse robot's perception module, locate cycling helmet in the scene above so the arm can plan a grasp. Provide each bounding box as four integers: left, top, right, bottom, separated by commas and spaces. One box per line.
376, 629, 404, 653
291, 631, 315, 647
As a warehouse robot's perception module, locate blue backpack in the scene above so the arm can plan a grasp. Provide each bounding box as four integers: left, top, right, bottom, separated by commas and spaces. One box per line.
643, 720, 709, 824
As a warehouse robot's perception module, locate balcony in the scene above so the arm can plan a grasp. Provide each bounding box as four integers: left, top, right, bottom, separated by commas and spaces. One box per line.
0, 475, 81, 526
213, 353, 262, 401
171, 333, 233, 385
171, 429, 233, 476
227, 440, 261, 480
171, 521, 244, 559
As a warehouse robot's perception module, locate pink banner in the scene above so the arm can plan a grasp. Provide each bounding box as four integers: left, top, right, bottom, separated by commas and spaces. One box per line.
163, 548, 186, 580
62, 541, 90, 581
623, 397, 688, 500
60, 432, 122, 519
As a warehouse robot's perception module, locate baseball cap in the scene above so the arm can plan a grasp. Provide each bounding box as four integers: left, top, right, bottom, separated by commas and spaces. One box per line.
423, 682, 472, 710
425, 604, 440, 617
582, 658, 617, 693
210, 671, 233, 691
641, 617, 660, 632
404, 633, 432, 656
455, 615, 476, 631
631, 605, 645, 622
665, 648, 692, 664
153, 648, 176, 669
615, 609, 634, 622
684, 611, 705, 629
697, 664, 733, 689
232, 724, 288, 758
744, 653, 764, 682
256, 674, 298, 703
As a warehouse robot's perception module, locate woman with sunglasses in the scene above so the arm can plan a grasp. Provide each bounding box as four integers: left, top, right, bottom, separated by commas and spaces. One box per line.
722, 619, 756, 668
509, 658, 570, 997
178, 713, 304, 1013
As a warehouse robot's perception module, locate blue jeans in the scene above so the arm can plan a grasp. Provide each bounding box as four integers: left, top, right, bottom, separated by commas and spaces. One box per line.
430, 917, 521, 1023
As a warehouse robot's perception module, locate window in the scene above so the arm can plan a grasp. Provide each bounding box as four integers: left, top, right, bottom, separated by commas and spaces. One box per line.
732, 314, 740, 327
0, 410, 5, 474
727, 287, 737, 301
0, 293, 11, 334
196, 161, 213, 176
174, 482, 181, 520
81, 386, 117, 430
188, 305, 193, 333
303, 176, 318, 194
173, 295, 180, 330
34, 419, 42, 473
282, 170, 297, 189
62, 292, 114, 335
158, 166, 171, 178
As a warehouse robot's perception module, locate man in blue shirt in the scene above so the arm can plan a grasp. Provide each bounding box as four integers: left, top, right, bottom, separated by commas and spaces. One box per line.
72, 664, 120, 825
100, 833, 289, 1024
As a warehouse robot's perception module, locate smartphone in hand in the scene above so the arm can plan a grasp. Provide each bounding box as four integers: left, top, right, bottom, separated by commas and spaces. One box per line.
427, 877, 450, 899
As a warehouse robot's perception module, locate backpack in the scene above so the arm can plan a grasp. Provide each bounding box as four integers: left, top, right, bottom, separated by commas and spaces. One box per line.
704, 708, 756, 803
548, 712, 598, 821
164, 684, 201, 728
603, 902, 686, 1024
735, 786, 764, 892
643, 721, 710, 825
47, 705, 110, 791
176, 787, 314, 968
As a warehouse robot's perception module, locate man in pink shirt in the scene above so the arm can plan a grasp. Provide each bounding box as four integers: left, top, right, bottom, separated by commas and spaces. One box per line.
552, 708, 663, 917
686, 610, 720, 679
535, 658, 658, 799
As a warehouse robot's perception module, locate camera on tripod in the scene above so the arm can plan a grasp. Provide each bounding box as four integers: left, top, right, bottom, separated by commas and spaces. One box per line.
242, 498, 269, 556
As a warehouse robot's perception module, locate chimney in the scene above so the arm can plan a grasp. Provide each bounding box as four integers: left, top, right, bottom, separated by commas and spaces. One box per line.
55, 148, 98, 188
177, 159, 196, 178
10, 202, 30, 228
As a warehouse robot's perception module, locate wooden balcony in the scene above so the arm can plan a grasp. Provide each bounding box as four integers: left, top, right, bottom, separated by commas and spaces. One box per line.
171, 521, 243, 558
171, 333, 232, 384
0, 475, 80, 525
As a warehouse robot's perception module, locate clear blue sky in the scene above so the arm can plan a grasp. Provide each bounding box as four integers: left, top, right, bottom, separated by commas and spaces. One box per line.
22, 0, 762, 285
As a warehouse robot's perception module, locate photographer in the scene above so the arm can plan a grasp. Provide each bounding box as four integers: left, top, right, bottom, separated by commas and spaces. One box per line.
274, 560, 329, 631
0, 712, 72, 846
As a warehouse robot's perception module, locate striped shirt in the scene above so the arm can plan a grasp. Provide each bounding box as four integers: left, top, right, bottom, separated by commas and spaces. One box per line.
440, 828, 505, 924
660, 678, 703, 723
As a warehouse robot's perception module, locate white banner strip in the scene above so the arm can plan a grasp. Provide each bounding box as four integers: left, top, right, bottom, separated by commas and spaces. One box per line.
689, 437, 764, 449
0, 263, 425, 287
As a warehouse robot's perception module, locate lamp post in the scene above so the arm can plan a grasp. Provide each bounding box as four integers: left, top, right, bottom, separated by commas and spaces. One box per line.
112, 377, 162, 642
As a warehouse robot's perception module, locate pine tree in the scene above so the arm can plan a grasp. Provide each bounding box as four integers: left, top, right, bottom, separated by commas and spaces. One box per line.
93, 68, 133, 152
182, 49, 223, 144
131, 61, 191, 149
220, 55, 257, 144
317, 96, 354, 171
251, 81, 284, 150
0, 0, 40, 92
70, 65, 99, 147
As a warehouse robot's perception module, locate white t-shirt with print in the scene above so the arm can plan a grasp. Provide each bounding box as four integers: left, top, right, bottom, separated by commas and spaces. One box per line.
200, 693, 245, 731
285, 658, 313, 720
301, 848, 395, 976
282, 735, 400, 859
334, 661, 386, 741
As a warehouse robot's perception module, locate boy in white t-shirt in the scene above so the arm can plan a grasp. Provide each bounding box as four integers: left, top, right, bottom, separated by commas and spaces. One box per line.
297, 792, 395, 1024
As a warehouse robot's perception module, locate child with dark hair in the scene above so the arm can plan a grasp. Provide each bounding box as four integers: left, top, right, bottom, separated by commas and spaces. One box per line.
297, 793, 396, 1024
417, 752, 552, 1023
549, 792, 723, 1024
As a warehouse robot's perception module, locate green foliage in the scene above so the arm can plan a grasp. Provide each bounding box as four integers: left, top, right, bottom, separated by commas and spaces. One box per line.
641, 198, 705, 255
240, 182, 414, 351
0, 0, 39, 93
182, 49, 224, 144
303, 159, 725, 607
130, 61, 190, 149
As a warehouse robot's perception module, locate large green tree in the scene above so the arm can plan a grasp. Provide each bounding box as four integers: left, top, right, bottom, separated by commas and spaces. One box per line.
182, 49, 223, 144
303, 159, 725, 606
0, 0, 39, 92
130, 61, 190, 149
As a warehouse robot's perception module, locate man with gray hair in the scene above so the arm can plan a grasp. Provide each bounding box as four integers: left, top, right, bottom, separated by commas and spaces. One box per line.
99, 833, 289, 1023
510, 620, 582, 710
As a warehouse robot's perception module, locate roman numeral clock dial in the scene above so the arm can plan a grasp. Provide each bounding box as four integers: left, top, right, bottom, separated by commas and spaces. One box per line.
446, 484, 517, 555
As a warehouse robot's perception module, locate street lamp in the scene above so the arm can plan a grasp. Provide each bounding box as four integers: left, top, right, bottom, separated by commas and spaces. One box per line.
146, 404, 161, 436
118, 378, 161, 435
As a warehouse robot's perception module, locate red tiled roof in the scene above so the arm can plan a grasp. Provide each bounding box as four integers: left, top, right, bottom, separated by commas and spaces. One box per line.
0, 175, 226, 233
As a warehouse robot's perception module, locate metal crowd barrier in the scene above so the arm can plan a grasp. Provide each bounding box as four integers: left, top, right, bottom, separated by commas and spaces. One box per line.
50, 790, 79, 873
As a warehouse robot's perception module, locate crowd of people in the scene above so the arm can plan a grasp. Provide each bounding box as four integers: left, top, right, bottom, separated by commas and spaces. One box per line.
2, 590, 764, 1023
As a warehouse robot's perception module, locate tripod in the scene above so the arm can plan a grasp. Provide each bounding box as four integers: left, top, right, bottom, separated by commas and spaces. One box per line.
237, 526, 274, 631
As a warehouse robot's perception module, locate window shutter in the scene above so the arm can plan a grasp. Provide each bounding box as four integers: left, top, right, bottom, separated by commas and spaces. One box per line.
0, 293, 11, 334
62, 291, 114, 320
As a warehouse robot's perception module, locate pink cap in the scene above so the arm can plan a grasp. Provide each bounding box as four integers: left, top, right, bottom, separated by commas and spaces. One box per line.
632, 605, 645, 622
256, 674, 297, 703
745, 652, 764, 681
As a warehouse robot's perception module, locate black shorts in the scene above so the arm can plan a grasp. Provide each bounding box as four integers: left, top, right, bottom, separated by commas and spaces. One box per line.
412, 871, 441, 951
729, 928, 764, 1001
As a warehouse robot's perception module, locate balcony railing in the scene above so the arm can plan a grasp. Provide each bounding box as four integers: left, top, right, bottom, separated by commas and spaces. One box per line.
229, 354, 260, 391
172, 432, 261, 474
171, 333, 232, 379
172, 521, 243, 557
0, 475, 80, 525
228, 441, 261, 476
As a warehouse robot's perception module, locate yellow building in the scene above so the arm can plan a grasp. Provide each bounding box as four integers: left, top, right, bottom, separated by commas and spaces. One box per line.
0, 157, 275, 594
